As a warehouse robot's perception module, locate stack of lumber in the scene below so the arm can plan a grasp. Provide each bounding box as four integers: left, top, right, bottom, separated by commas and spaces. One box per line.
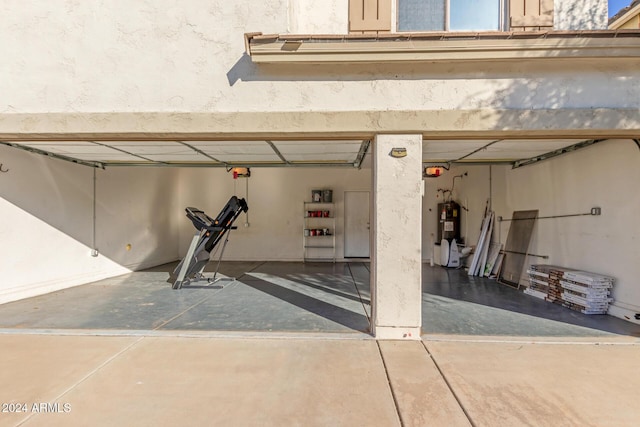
525, 265, 614, 315
524, 264, 554, 300
560, 271, 614, 314
546, 267, 566, 304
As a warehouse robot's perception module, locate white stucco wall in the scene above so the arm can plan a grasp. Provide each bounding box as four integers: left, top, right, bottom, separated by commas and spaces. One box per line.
372, 134, 423, 339
556, 0, 608, 30
0, 144, 180, 304
1, 1, 638, 117
288, 0, 347, 34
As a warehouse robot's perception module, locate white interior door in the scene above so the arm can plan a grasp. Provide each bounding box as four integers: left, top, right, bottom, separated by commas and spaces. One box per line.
344, 191, 370, 258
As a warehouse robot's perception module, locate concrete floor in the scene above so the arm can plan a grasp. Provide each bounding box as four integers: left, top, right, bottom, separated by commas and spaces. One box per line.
0, 262, 637, 338
2, 262, 640, 426
422, 266, 640, 338
0, 262, 370, 334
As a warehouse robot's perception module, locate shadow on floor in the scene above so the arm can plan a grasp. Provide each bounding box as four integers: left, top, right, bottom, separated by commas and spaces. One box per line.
0, 262, 371, 334
0, 262, 637, 337
422, 265, 640, 337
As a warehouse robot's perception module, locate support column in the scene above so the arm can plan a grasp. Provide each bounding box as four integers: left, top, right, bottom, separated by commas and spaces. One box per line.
371, 134, 423, 340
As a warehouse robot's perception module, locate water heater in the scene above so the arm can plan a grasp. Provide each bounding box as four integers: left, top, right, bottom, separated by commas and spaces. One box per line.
437, 201, 461, 242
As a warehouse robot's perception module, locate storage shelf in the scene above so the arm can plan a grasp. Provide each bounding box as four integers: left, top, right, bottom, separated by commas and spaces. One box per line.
303, 200, 335, 263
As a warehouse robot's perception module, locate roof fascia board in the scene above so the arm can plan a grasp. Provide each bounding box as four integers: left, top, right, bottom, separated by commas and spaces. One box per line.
246, 32, 640, 63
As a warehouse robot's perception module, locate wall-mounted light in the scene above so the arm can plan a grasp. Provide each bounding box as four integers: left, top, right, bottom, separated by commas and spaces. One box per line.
389, 148, 407, 158
424, 166, 445, 178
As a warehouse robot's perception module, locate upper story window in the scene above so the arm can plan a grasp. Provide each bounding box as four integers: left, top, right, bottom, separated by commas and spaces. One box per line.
348, 0, 554, 34
397, 0, 503, 32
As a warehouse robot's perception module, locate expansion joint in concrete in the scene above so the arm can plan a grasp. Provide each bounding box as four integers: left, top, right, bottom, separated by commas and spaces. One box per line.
346, 263, 371, 327
15, 336, 145, 427
421, 340, 477, 427
376, 341, 405, 427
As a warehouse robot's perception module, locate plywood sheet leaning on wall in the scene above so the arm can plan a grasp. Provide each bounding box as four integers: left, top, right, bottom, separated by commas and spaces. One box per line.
468, 210, 493, 276
484, 243, 503, 277
477, 212, 495, 275
498, 210, 539, 288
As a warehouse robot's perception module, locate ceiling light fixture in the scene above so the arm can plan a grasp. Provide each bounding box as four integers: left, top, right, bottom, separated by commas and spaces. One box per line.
231, 167, 251, 179
424, 166, 445, 178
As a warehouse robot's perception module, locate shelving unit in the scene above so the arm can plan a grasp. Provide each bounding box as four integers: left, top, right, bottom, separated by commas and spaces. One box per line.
303, 201, 336, 262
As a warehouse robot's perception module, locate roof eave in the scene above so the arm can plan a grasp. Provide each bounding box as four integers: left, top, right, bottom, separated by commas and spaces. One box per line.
245, 30, 640, 64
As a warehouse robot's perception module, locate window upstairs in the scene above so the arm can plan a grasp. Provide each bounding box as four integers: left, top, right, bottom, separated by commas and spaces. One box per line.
349, 0, 554, 33
398, 0, 502, 31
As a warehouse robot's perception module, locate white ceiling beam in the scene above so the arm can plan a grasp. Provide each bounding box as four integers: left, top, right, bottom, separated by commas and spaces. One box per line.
265, 140, 290, 164
177, 141, 224, 164
512, 139, 606, 169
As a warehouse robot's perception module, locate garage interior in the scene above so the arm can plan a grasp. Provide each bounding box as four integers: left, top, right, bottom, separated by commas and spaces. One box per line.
1, 136, 639, 338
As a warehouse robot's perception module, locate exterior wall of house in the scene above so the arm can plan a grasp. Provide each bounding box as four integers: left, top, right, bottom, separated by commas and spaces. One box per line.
555, 0, 608, 30
1, 1, 635, 118
287, 0, 610, 33
288, 0, 347, 33
0, 0, 638, 323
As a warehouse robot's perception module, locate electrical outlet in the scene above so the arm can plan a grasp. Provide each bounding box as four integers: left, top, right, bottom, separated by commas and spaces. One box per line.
590, 207, 601, 216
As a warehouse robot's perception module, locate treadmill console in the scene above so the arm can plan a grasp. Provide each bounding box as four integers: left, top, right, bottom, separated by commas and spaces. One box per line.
185, 207, 215, 231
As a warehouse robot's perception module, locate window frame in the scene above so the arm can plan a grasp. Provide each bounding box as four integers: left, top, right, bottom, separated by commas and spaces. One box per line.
396, 0, 507, 32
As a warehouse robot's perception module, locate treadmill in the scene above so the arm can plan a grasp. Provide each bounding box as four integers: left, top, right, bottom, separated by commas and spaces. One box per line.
170, 196, 248, 289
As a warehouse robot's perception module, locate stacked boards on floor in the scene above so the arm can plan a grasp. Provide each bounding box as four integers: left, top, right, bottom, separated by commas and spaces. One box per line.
525, 265, 614, 314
